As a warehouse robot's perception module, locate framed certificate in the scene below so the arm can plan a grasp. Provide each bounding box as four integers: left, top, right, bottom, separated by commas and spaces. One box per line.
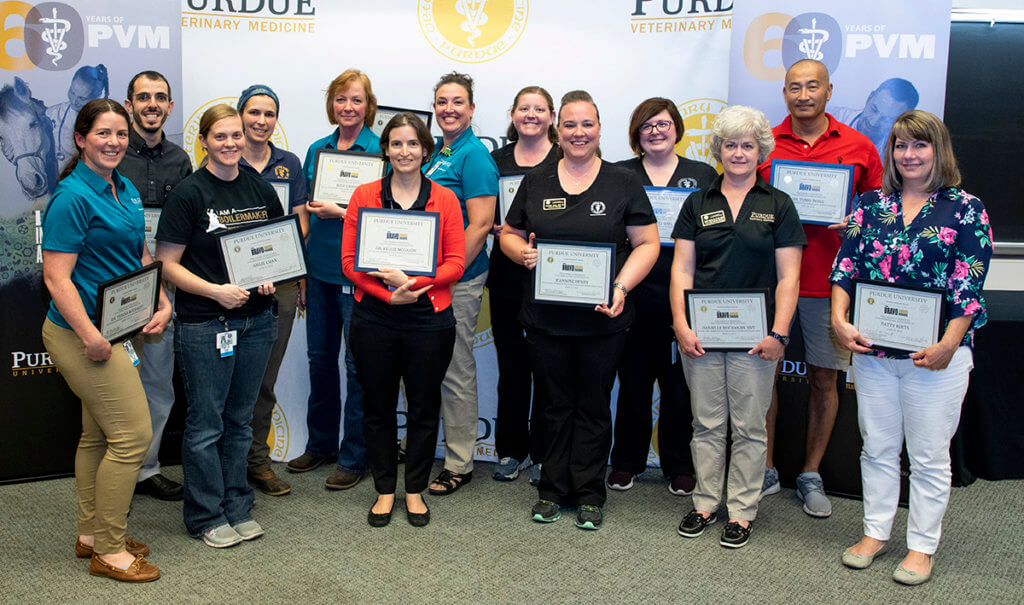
684, 289, 769, 351
310, 149, 385, 207
769, 159, 855, 225
143, 206, 160, 256
533, 240, 615, 307
850, 280, 945, 353
269, 180, 289, 214
94, 262, 162, 343
218, 214, 308, 290
371, 105, 434, 137
354, 208, 440, 277
645, 186, 697, 245
498, 174, 525, 224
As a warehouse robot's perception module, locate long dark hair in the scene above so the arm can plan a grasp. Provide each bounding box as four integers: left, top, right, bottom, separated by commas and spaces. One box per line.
58, 98, 130, 181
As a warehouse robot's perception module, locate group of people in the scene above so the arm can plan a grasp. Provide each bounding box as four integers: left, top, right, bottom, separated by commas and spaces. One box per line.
39, 59, 991, 587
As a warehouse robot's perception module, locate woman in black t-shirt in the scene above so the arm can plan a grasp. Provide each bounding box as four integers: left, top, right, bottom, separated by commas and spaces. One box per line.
501, 90, 659, 530
487, 86, 558, 484
609, 97, 719, 496
669, 105, 804, 549
155, 104, 282, 548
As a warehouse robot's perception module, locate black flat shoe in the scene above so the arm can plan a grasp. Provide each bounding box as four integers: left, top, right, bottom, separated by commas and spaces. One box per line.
135, 474, 183, 501
406, 505, 430, 527
367, 502, 393, 528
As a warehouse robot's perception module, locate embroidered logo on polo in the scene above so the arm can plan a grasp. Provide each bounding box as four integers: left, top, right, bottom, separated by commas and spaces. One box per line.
542, 198, 566, 210
590, 201, 606, 216
750, 212, 775, 223
677, 177, 699, 188
273, 165, 289, 179
700, 210, 726, 227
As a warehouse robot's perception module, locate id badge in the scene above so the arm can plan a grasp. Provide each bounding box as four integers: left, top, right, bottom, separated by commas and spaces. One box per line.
217, 330, 237, 358
123, 340, 140, 367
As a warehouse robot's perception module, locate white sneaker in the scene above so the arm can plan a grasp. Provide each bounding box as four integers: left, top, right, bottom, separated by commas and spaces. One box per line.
232, 519, 265, 541
202, 524, 243, 548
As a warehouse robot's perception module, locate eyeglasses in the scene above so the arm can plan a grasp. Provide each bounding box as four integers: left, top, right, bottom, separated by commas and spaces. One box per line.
639, 120, 673, 135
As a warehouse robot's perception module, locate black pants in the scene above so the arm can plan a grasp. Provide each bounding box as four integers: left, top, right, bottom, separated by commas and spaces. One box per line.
490, 293, 544, 462
350, 318, 455, 494
611, 310, 695, 476
526, 329, 628, 507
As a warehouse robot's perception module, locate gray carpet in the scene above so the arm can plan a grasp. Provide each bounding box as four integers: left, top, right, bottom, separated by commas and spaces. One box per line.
2, 463, 1021, 604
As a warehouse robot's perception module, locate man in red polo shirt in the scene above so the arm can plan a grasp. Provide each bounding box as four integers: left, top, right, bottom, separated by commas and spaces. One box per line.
757, 59, 883, 517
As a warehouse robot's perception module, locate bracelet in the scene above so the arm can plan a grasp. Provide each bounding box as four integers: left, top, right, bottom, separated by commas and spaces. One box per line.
613, 282, 628, 296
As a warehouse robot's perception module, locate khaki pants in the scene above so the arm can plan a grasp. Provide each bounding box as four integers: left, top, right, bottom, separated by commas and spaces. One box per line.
43, 319, 152, 554
439, 271, 486, 474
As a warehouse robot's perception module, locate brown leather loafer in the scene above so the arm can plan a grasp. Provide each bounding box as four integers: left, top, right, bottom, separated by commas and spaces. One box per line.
89, 553, 160, 583
247, 469, 292, 496
76, 536, 150, 559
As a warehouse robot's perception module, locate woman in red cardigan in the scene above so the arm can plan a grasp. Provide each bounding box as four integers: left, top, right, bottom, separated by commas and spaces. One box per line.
341, 113, 465, 528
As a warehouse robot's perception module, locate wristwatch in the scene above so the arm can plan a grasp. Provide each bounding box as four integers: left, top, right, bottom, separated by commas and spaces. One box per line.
613, 282, 628, 296
769, 331, 790, 347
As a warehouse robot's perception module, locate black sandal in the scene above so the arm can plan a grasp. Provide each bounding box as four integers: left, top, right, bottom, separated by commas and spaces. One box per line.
428, 469, 472, 496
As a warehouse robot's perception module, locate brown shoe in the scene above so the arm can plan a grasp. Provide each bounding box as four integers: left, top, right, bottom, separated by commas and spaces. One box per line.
325, 468, 364, 490
247, 469, 292, 496
286, 452, 331, 473
76, 536, 150, 559
89, 553, 160, 583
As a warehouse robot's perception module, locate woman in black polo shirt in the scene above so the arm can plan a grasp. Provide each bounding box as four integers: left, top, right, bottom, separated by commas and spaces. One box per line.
501, 90, 659, 530
669, 105, 804, 549
609, 97, 719, 496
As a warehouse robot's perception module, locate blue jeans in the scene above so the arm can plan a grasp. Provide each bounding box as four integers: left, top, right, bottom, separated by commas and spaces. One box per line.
176, 309, 276, 537
305, 276, 365, 473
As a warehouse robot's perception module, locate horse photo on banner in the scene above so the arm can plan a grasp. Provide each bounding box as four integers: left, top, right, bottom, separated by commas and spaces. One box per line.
0, 0, 182, 482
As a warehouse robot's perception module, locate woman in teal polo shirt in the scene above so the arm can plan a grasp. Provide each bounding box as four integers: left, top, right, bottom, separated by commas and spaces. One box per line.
423, 71, 499, 495
288, 70, 379, 490
41, 98, 170, 582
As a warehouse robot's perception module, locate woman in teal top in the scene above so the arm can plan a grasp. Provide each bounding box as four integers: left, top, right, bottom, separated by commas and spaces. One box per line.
423, 71, 499, 495
288, 69, 380, 490
41, 98, 169, 582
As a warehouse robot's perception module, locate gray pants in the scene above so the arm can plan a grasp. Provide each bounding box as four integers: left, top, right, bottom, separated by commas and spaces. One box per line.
439, 271, 486, 474
683, 352, 777, 521
138, 290, 175, 482
248, 281, 299, 473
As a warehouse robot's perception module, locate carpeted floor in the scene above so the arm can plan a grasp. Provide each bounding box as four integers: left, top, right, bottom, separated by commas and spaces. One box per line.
2, 463, 1021, 604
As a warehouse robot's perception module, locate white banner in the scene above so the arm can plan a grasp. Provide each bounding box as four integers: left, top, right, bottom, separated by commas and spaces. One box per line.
180, 0, 732, 465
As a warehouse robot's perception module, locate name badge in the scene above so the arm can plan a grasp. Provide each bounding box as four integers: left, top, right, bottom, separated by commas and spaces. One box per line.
700, 210, 726, 227
543, 198, 566, 211
123, 340, 139, 366
217, 330, 237, 358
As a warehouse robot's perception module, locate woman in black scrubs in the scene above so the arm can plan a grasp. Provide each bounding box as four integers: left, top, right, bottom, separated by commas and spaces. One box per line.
501, 90, 659, 530
608, 98, 718, 496
488, 86, 558, 484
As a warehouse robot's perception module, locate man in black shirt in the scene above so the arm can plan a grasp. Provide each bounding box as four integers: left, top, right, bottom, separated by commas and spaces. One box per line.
117, 70, 192, 501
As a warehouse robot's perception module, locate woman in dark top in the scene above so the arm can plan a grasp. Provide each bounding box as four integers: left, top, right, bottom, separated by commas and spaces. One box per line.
155, 104, 282, 548
670, 105, 804, 549
501, 90, 659, 530
342, 113, 466, 527
488, 85, 558, 484
609, 97, 718, 496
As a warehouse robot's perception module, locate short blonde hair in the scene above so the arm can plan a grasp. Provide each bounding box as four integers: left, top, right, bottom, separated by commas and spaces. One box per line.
710, 105, 775, 164
882, 109, 960, 195
325, 69, 377, 128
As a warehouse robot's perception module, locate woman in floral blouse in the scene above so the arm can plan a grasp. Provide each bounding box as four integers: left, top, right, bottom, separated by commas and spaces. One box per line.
829, 110, 992, 586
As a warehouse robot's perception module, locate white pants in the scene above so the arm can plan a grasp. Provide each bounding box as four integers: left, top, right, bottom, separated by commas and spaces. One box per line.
852, 347, 973, 554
